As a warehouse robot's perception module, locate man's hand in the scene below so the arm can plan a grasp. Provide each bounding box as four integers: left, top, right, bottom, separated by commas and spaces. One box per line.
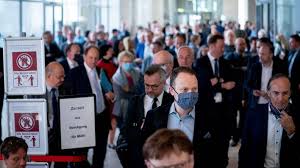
221, 81, 236, 90
123, 85, 129, 92
210, 77, 218, 86
105, 91, 115, 102
280, 111, 296, 136
253, 90, 268, 99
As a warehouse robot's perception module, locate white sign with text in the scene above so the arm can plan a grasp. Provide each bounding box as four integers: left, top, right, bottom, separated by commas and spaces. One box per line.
59, 95, 96, 150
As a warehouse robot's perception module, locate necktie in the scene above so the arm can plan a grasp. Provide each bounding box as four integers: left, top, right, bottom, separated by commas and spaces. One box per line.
152, 97, 158, 109
51, 88, 58, 129
89, 70, 105, 114
214, 58, 219, 77
288, 51, 298, 77
288, 51, 295, 65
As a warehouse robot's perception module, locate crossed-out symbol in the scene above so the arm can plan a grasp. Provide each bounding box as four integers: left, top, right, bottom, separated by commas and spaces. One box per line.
19, 114, 35, 131
16, 53, 33, 70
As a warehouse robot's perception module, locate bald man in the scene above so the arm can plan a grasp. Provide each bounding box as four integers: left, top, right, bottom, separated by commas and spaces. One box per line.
153, 50, 174, 92
177, 46, 194, 68
45, 62, 66, 163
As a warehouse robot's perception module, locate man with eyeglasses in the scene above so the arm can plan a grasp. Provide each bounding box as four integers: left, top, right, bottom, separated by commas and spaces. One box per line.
143, 129, 194, 168
45, 62, 68, 168
45, 62, 65, 153
152, 50, 174, 93
239, 74, 300, 168
117, 65, 173, 168
142, 67, 217, 168
0, 136, 28, 168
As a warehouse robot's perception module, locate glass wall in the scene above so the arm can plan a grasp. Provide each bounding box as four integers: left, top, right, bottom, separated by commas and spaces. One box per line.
0, 0, 62, 38
176, 0, 224, 25
276, 0, 299, 37
22, 1, 44, 37
0, 1, 20, 37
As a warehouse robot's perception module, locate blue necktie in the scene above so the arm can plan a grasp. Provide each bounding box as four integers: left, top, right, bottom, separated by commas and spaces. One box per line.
214, 59, 219, 77
288, 51, 295, 65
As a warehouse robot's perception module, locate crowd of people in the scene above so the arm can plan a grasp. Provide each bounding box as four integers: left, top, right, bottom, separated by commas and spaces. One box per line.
0, 19, 300, 168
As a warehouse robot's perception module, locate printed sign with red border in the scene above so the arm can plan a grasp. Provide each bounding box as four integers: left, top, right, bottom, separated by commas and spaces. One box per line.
7, 99, 48, 155
3, 37, 45, 95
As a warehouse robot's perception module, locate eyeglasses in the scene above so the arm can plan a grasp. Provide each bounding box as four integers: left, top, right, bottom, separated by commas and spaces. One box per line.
147, 158, 193, 168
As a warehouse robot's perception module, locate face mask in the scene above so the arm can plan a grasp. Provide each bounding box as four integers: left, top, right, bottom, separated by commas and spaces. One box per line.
172, 87, 198, 110
74, 54, 83, 63
160, 65, 167, 72
122, 62, 134, 71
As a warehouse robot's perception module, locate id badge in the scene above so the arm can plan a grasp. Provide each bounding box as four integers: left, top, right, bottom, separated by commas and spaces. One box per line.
214, 92, 222, 103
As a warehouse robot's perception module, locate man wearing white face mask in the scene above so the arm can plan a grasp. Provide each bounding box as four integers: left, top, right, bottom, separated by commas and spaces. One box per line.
142, 67, 220, 168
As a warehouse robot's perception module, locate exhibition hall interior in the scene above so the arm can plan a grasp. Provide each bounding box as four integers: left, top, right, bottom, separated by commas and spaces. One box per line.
0, 0, 300, 168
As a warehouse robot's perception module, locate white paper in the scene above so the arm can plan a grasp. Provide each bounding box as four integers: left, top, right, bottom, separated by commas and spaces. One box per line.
59, 96, 96, 150
214, 92, 223, 103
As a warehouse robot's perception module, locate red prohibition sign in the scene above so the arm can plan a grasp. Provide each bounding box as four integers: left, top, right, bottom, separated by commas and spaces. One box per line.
16, 53, 33, 70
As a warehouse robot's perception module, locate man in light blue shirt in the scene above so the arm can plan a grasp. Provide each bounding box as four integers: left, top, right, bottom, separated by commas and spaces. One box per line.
142, 67, 222, 168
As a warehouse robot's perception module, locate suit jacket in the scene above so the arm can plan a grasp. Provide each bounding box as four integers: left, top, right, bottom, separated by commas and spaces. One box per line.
117, 92, 173, 167
196, 56, 235, 101
224, 52, 251, 104
64, 65, 110, 129
29, 85, 66, 154
141, 102, 221, 168
239, 104, 300, 168
44, 42, 63, 65
246, 58, 287, 109
289, 50, 300, 96
59, 59, 71, 75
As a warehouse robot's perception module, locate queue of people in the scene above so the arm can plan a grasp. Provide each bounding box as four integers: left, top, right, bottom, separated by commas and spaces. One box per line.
0, 20, 300, 168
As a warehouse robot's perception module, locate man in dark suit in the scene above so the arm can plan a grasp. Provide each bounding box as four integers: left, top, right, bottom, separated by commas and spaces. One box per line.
239, 74, 300, 168
64, 46, 114, 168
196, 34, 236, 167
142, 67, 221, 168
164, 34, 176, 56
59, 43, 81, 75
117, 65, 173, 168
246, 37, 288, 110
45, 62, 66, 168
224, 37, 250, 146
288, 34, 300, 109
43, 31, 63, 65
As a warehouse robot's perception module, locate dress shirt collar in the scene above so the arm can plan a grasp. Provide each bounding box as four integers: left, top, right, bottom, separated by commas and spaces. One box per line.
46, 84, 57, 92
208, 52, 218, 62
145, 91, 164, 105
169, 102, 195, 119
262, 60, 273, 68
84, 62, 94, 74
67, 57, 78, 69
